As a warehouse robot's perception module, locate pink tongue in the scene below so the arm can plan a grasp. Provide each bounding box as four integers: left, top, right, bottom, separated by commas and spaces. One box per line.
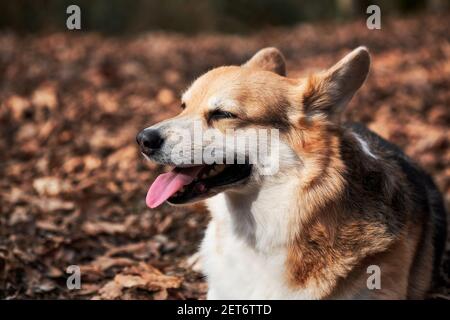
146, 166, 203, 208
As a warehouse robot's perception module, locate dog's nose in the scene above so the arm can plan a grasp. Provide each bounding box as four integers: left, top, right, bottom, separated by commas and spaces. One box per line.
136, 129, 163, 154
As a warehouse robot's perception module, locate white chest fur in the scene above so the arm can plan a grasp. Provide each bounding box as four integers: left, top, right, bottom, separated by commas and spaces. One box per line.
200, 182, 320, 300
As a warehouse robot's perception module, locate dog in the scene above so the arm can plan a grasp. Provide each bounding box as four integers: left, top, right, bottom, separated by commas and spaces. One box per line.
137, 47, 447, 299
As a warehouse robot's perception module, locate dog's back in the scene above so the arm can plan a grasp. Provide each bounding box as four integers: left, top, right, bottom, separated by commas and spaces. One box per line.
347, 123, 447, 297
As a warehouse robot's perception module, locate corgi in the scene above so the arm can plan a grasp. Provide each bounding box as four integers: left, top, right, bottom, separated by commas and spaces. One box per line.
137, 47, 447, 299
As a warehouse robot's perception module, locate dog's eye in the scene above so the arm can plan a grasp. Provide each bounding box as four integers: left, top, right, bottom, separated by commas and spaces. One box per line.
180, 102, 186, 109
208, 109, 237, 121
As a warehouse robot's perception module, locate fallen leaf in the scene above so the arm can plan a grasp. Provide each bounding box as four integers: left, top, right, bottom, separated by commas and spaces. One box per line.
95, 262, 182, 300
82, 221, 127, 235
33, 177, 71, 196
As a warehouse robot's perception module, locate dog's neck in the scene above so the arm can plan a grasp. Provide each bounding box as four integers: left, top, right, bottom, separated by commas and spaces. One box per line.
205, 137, 349, 252
206, 174, 300, 251
205, 130, 354, 252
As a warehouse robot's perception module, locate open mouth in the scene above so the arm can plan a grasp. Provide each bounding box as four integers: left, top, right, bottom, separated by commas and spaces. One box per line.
146, 163, 252, 208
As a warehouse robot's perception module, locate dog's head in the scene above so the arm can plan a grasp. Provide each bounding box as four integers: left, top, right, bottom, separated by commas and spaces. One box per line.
137, 47, 370, 208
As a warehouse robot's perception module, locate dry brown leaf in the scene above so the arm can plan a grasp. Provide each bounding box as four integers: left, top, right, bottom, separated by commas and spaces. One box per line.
5, 95, 31, 120
156, 88, 175, 105
33, 177, 71, 196
31, 83, 58, 110
36, 220, 61, 232
104, 241, 160, 259
123, 262, 182, 290
81, 256, 134, 274
8, 207, 30, 226
95, 262, 182, 300
75, 283, 102, 296
33, 198, 75, 212
96, 281, 123, 300
82, 221, 127, 235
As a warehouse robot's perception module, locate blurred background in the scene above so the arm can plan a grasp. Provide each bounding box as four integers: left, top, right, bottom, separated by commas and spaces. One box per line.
0, 0, 449, 300
0, 0, 449, 34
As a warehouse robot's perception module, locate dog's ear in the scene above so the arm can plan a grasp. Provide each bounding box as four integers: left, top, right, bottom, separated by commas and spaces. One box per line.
302, 47, 370, 120
243, 47, 286, 76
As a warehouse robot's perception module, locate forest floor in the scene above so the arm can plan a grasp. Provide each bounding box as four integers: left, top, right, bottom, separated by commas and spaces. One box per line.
0, 13, 449, 299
